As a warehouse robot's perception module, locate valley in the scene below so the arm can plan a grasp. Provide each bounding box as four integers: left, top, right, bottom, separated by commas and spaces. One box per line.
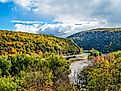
0, 29, 120, 91
1, 0, 121, 91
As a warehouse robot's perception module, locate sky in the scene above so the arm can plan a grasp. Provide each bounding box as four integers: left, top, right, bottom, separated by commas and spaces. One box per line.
0, 0, 121, 37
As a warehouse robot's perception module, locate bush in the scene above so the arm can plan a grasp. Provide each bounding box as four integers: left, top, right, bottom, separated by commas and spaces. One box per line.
78, 51, 121, 91
0, 54, 78, 90
0, 76, 18, 91
89, 48, 102, 57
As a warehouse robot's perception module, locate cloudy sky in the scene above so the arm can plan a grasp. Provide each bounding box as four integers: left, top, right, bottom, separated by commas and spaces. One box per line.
0, 0, 121, 37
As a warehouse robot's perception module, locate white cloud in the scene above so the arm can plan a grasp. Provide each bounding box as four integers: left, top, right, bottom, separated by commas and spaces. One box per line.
1, 0, 119, 24
11, 20, 43, 24
14, 0, 30, 7
0, 0, 10, 3
1, 0, 121, 24
14, 23, 41, 33
13, 0, 35, 10
39, 20, 106, 37
12, 20, 42, 33
12, 20, 106, 37
0, 0, 35, 10
3, 0, 121, 37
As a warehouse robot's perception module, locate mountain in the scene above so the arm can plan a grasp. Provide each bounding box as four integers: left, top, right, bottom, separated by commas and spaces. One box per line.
0, 30, 80, 55
68, 28, 121, 53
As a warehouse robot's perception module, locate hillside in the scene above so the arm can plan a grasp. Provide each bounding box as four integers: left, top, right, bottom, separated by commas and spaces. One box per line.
0, 30, 80, 90
0, 30, 80, 56
78, 50, 121, 91
68, 28, 121, 53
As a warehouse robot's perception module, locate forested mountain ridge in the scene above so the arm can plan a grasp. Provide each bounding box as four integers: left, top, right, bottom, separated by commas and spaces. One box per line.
0, 30, 80, 56
68, 28, 121, 53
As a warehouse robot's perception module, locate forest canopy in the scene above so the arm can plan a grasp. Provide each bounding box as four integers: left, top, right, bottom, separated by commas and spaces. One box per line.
0, 30, 80, 56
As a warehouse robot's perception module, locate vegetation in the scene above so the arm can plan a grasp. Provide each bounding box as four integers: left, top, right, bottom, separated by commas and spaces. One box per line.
88, 48, 102, 59
91, 28, 121, 31
0, 30, 80, 56
1, 29, 121, 91
0, 54, 79, 91
78, 51, 121, 91
68, 28, 121, 53
0, 30, 80, 91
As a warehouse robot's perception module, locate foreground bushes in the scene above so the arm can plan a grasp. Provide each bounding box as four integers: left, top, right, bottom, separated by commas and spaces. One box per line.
78, 51, 121, 91
0, 54, 78, 91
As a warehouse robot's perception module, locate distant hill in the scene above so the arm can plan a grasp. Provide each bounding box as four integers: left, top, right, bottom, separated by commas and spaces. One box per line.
68, 28, 121, 53
0, 30, 80, 55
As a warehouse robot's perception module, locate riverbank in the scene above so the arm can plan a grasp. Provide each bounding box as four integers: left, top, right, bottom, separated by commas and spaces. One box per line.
68, 54, 92, 89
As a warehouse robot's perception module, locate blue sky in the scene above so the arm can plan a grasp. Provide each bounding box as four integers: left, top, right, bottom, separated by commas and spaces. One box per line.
0, 1, 54, 29
0, 0, 121, 37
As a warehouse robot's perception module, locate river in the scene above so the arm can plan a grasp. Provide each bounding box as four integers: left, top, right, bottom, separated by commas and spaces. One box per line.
68, 54, 92, 89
